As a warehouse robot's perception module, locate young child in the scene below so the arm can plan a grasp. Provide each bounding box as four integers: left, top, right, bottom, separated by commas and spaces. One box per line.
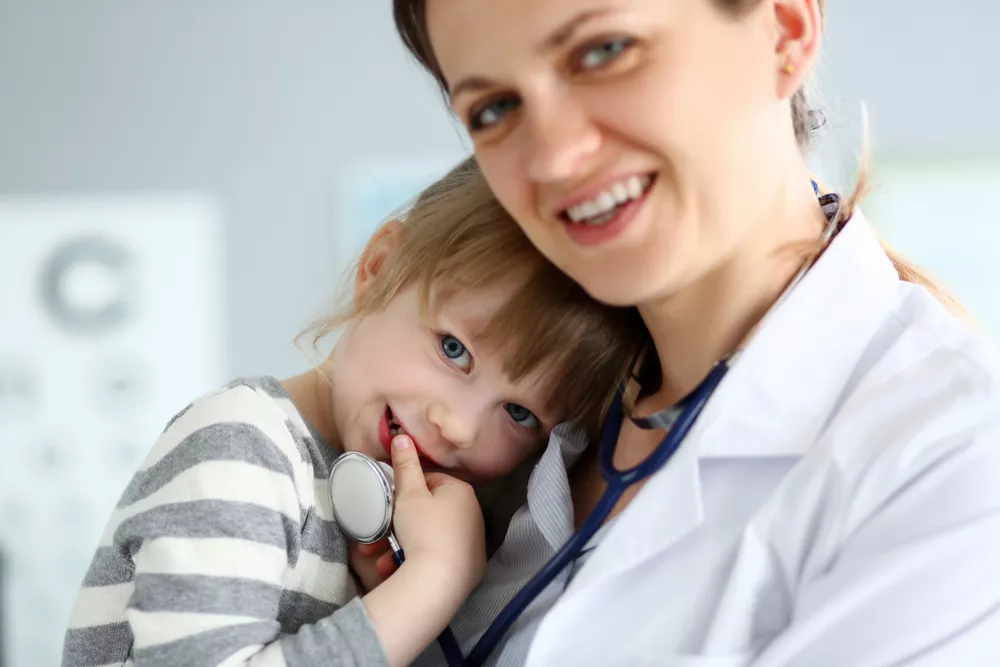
61, 157, 646, 667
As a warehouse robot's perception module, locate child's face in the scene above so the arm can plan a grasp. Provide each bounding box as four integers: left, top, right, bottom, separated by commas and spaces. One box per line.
329, 277, 559, 484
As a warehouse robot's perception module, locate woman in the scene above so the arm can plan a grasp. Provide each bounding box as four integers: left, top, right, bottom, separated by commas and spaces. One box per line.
384, 0, 1000, 664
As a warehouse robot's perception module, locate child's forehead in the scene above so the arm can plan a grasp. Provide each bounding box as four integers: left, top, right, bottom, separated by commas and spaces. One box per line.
429, 272, 528, 326
434, 282, 513, 323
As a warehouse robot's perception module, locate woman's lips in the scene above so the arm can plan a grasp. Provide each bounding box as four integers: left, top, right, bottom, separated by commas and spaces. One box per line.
558, 173, 656, 247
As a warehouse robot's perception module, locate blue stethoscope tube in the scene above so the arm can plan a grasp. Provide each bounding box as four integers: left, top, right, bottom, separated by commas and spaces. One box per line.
431, 358, 732, 667
435, 181, 835, 667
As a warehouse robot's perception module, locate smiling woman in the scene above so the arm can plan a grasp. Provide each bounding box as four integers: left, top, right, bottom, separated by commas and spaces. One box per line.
399, 0, 945, 307
392, 1, 1000, 666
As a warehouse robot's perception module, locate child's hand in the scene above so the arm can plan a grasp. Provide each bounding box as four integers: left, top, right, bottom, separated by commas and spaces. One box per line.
348, 538, 397, 593
359, 435, 485, 665
390, 433, 486, 601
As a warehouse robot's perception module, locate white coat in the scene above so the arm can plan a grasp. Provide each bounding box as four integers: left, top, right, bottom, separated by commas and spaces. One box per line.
522, 212, 1000, 667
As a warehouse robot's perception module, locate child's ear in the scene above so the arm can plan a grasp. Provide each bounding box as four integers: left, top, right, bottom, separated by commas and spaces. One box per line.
356, 220, 403, 301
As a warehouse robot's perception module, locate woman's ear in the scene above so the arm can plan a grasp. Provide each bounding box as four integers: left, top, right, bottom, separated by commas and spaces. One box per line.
772, 0, 823, 99
356, 220, 404, 302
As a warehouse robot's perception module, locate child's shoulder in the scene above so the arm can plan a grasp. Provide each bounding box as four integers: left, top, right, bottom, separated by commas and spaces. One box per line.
142, 376, 314, 476
163, 375, 292, 434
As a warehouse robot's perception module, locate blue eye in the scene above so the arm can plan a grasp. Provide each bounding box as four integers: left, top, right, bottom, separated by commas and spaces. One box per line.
441, 334, 473, 370
579, 37, 634, 71
468, 96, 520, 131
505, 403, 540, 429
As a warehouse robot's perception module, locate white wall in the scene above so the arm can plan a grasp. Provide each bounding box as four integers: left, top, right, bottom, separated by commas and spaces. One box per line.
1, 1, 997, 378
0, 2, 468, 379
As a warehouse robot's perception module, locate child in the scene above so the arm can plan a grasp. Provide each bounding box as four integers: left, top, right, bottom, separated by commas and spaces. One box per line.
61, 157, 646, 667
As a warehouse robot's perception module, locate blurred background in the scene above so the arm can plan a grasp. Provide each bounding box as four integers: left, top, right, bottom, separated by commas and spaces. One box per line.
0, 2, 996, 665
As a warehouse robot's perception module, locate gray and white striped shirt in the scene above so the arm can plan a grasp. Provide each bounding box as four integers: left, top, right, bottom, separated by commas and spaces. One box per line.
62, 377, 388, 667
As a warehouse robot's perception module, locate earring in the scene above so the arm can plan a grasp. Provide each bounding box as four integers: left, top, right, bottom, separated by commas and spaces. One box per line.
782, 62, 796, 75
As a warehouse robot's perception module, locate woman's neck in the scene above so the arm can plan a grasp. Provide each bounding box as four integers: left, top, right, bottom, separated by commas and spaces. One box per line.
638, 175, 828, 410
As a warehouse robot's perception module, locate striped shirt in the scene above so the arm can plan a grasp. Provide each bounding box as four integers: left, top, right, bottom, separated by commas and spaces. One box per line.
62, 377, 388, 667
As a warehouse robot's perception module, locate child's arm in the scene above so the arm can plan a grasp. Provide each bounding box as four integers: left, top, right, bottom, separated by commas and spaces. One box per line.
62, 387, 483, 667
232, 437, 484, 667
362, 435, 486, 665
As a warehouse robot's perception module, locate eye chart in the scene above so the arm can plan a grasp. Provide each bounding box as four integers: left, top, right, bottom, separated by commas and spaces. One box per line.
0, 195, 225, 667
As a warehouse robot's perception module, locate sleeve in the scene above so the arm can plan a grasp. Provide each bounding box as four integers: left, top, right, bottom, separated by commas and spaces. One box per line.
751, 422, 1000, 666
88, 387, 390, 667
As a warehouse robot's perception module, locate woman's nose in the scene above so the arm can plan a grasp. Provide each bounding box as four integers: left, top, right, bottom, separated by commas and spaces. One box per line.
427, 401, 477, 450
521, 90, 601, 184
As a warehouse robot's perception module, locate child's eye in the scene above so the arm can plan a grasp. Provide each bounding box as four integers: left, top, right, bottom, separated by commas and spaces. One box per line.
505, 403, 540, 429
576, 37, 635, 72
440, 334, 473, 371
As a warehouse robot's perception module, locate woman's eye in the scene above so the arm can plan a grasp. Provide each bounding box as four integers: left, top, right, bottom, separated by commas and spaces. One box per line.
440, 334, 473, 370
505, 403, 540, 429
578, 37, 634, 71
468, 96, 520, 131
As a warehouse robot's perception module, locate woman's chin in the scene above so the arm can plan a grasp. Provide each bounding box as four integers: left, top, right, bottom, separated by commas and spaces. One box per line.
573, 265, 675, 308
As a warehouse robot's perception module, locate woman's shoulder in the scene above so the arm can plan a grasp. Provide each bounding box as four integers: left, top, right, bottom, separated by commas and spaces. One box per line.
811, 280, 1000, 526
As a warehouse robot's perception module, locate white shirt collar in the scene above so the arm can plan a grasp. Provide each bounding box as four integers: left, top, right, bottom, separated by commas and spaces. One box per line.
697, 209, 900, 458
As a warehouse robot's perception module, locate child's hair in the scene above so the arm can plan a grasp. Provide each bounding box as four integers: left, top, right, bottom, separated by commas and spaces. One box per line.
302, 156, 647, 441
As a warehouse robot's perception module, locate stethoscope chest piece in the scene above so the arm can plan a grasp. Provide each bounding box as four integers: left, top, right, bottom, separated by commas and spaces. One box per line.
328, 451, 396, 544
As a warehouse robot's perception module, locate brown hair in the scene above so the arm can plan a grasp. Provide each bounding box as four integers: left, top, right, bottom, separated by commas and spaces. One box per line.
304, 156, 647, 441
392, 0, 954, 307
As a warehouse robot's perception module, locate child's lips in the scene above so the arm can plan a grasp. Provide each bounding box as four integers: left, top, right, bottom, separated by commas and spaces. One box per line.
380, 405, 444, 468
378, 406, 393, 454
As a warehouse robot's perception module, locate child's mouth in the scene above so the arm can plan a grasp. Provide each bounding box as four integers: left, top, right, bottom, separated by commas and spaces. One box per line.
387, 406, 405, 438
379, 405, 442, 468
379, 405, 400, 454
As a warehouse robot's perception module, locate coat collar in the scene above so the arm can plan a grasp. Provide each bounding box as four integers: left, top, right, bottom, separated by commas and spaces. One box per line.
697, 209, 900, 459
564, 210, 901, 594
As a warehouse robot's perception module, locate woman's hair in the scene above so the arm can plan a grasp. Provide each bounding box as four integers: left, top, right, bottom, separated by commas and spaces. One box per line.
303, 156, 647, 441
392, 0, 955, 308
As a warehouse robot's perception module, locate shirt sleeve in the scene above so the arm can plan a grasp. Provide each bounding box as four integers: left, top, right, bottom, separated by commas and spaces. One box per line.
65, 385, 390, 667
751, 421, 1000, 666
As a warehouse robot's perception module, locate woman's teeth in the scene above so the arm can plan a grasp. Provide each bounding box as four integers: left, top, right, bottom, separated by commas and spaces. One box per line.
565, 174, 651, 225
389, 421, 406, 438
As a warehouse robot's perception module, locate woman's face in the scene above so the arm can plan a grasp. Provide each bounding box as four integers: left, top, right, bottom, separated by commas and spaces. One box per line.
427, 0, 806, 307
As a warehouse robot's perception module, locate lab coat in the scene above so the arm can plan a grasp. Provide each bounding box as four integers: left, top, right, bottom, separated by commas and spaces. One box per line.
523, 213, 1000, 666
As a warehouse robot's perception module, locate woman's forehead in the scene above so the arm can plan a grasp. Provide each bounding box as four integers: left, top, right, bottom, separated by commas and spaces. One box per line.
427, 0, 603, 74
426, 0, 677, 89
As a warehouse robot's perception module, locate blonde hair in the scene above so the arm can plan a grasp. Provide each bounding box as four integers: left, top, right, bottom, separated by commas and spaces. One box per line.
392, 0, 955, 309
303, 156, 647, 440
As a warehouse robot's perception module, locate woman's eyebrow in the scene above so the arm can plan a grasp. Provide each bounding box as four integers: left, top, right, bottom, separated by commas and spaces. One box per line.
451, 75, 495, 101
449, 7, 618, 100
541, 8, 617, 52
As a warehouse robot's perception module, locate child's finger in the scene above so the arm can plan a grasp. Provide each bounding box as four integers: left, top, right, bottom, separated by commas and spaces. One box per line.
391, 435, 428, 498
356, 539, 389, 557
375, 550, 399, 578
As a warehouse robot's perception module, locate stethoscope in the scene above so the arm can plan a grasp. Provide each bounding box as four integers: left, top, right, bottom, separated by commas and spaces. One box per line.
329, 185, 843, 667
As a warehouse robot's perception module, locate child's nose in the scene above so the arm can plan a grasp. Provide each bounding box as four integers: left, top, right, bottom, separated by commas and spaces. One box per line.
427, 402, 476, 450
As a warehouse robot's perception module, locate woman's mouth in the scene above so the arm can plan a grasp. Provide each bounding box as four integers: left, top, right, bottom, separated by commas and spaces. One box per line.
558, 173, 656, 246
